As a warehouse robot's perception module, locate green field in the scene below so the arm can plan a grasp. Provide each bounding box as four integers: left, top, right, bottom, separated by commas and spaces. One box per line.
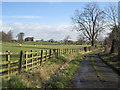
1, 42, 89, 62
2, 42, 88, 53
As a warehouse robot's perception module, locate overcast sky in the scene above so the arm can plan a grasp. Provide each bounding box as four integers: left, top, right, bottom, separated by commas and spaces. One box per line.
2, 2, 118, 41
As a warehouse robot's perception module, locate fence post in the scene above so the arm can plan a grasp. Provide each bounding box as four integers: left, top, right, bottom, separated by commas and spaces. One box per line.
69, 49, 71, 54
19, 50, 23, 73
6, 50, 11, 77
25, 51, 28, 71
65, 49, 67, 54
55, 49, 57, 57
60, 49, 62, 54
84, 47, 87, 52
59, 49, 60, 55
45, 50, 47, 60
56, 49, 57, 56
49, 49, 52, 59
61, 49, 63, 55
37, 51, 40, 65
35, 51, 39, 66
67, 48, 68, 54
31, 50, 33, 68
64, 49, 65, 54
53, 49, 56, 57
63, 49, 64, 54
88, 47, 91, 51
40, 50, 43, 65
57, 49, 59, 56
70, 49, 71, 54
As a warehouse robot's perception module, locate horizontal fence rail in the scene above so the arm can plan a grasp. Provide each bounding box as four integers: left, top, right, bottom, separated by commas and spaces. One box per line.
0, 46, 102, 79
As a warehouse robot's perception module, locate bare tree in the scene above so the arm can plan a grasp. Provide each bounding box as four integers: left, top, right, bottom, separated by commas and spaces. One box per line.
48, 39, 54, 42
41, 38, 44, 42
77, 34, 85, 45
17, 32, 25, 43
72, 3, 105, 46
64, 35, 71, 44
64, 35, 71, 41
104, 3, 119, 54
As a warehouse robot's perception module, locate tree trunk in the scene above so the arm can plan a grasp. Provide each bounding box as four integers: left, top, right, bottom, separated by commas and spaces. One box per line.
118, 40, 120, 56
110, 39, 115, 53
110, 39, 118, 53
118, 46, 120, 55
104, 45, 108, 53
91, 39, 94, 46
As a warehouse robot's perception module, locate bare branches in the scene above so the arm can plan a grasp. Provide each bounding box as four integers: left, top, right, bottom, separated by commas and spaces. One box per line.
104, 3, 118, 26
17, 32, 25, 43
105, 3, 119, 40
104, 3, 120, 54
72, 3, 105, 46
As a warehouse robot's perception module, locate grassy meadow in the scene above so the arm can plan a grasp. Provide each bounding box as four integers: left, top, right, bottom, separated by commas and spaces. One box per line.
2, 42, 88, 53
1, 42, 89, 62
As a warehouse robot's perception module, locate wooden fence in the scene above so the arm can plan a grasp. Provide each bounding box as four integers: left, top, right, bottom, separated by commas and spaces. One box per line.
0, 48, 83, 79
0, 46, 102, 79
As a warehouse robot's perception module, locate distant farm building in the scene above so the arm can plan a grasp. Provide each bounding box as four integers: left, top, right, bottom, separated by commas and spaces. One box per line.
25, 37, 35, 41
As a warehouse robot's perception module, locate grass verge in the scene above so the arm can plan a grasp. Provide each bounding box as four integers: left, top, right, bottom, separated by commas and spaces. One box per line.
44, 49, 100, 89
90, 56, 105, 81
44, 54, 86, 88
99, 53, 120, 75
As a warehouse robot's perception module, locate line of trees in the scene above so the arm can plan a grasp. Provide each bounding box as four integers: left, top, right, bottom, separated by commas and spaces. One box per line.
0, 29, 101, 45
0, 31, 25, 44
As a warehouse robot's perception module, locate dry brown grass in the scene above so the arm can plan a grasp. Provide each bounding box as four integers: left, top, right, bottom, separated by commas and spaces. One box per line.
17, 60, 64, 88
